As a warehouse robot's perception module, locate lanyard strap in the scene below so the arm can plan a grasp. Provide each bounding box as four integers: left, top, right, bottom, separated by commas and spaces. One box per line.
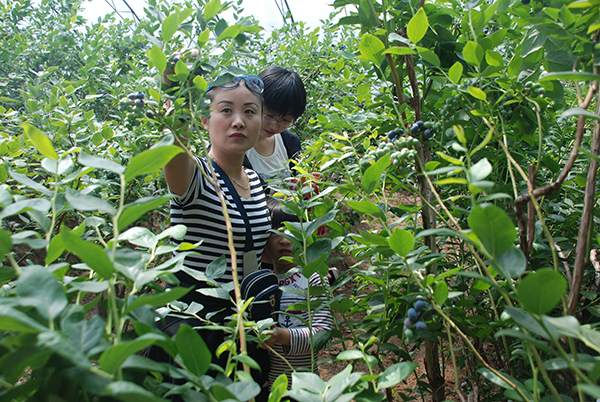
209, 158, 253, 253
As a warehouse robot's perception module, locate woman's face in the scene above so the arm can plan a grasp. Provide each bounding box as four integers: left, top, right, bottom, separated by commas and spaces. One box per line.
202, 85, 262, 156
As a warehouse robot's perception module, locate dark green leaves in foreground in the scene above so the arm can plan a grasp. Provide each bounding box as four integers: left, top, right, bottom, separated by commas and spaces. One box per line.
517, 269, 567, 315
469, 204, 516, 257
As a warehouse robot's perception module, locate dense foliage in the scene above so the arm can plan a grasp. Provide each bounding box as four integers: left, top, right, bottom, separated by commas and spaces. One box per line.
0, 0, 599, 401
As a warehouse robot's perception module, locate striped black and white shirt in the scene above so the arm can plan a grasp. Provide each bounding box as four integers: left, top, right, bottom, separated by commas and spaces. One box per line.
268, 271, 334, 387
170, 157, 271, 287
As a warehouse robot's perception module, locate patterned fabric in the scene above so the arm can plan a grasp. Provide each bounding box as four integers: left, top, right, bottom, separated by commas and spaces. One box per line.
268, 271, 333, 387
170, 157, 272, 286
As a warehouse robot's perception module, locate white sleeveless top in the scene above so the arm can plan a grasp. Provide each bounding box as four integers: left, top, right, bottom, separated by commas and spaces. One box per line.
245, 134, 292, 183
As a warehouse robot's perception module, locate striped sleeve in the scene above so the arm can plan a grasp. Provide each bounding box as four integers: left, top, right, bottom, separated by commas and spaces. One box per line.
285, 273, 333, 355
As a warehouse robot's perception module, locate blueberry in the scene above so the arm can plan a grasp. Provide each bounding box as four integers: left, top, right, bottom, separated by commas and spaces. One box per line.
127, 93, 137, 100
408, 308, 419, 321
521, 0, 530, 4
411, 124, 420, 135
135, 92, 145, 99
415, 321, 427, 331
404, 318, 413, 328
416, 120, 424, 129
135, 99, 144, 108
414, 300, 427, 313
423, 129, 433, 140
396, 128, 405, 135
387, 130, 399, 142
146, 110, 154, 118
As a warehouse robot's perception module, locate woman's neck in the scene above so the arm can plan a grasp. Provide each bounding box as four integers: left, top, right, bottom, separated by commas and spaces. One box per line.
254, 135, 276, 157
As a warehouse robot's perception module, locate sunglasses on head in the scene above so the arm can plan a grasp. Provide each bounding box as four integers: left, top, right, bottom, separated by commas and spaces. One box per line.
206, 73, 264, 95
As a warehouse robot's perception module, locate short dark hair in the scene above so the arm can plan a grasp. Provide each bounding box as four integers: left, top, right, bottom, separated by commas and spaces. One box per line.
267, 197, 300, 229
259, 66, 306, 119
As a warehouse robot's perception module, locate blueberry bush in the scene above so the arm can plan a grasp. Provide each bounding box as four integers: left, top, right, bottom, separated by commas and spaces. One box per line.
0, 0, 599, 401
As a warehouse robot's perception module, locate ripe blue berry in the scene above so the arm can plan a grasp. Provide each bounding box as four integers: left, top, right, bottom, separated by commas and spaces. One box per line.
416, 120, 424, 129
521, 0, 530, 4
136, 92, 145, 99
414, 300, 427, 313
404, 318, 413, 328
415, 321, 427, 331
408, 308, 419, 321
127, 93, 137, 100
135, 99, 144, 108
387, 130, 399, 142
146, 110, 154, 118
423, 129, 433, 140
411, 124, 420, 135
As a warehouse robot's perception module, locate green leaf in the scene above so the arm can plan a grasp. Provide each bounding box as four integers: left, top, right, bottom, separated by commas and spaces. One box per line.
99, 334, 164, 375
204, 0, 221, 20
206, 254, 227, 280
65, 188, 115, 215
306, 238, 332, 264
359, 34, 385, 65
62, 313, 104, 354
0, 229, 12, 262
9, 169, 53, 197
0, 305, 49, 333
78, 152, 125, 175
61, 227, 114, 279
522, 29, 547, 58
383, 46, 417, 56
468, 86, 487, 100
124, 145, 183, 183
377, 362, 417, 390
216, 24, 243, 42
337, 350, 366, 361
45, 233, 65, 265
161, 13, 179, 43
22, 125, 58, 160
468, 158, 492, 182
407, 8, 428, 44
388, 228, 414, 258
485, 50, 504, 67
448, 62, 463, 84
0, 198, 51, 220
363, 152, 390, 194
561, 108, 600, 121
37, 331, 92, 368
118, 195, 173, 231
417, 47, 440, 67
540, 71, 600, 82
504, 306, 550, 339
125, 287, 192, 314
495, 246, 526, 279
175, 324, 211, 377
106, 381, 167, 402
17, 267, 67, 321
433, 281, 449, 305
575, 385, 600, 400
518, 269, 567, 315
149, 45, 167, 73
468, 204, 516, 257
268, 374, 289, 402
463, 41, 484, 66
346, 200, 386, 221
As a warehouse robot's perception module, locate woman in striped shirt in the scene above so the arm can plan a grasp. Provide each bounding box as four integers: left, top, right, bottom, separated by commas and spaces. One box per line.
161, 74, 272, 371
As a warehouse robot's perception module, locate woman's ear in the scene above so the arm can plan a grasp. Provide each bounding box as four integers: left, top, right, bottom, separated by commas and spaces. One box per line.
201, 116, 209, 131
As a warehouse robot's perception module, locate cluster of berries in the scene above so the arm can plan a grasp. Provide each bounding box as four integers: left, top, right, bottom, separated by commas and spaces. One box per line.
118, 92, 155, 130
441, 95, 462, 121
404, 299, 429, 342
360, 127, 420, 172
524, 81, 545, 97
410, 120, 441, 141
498, 102, 515, 120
